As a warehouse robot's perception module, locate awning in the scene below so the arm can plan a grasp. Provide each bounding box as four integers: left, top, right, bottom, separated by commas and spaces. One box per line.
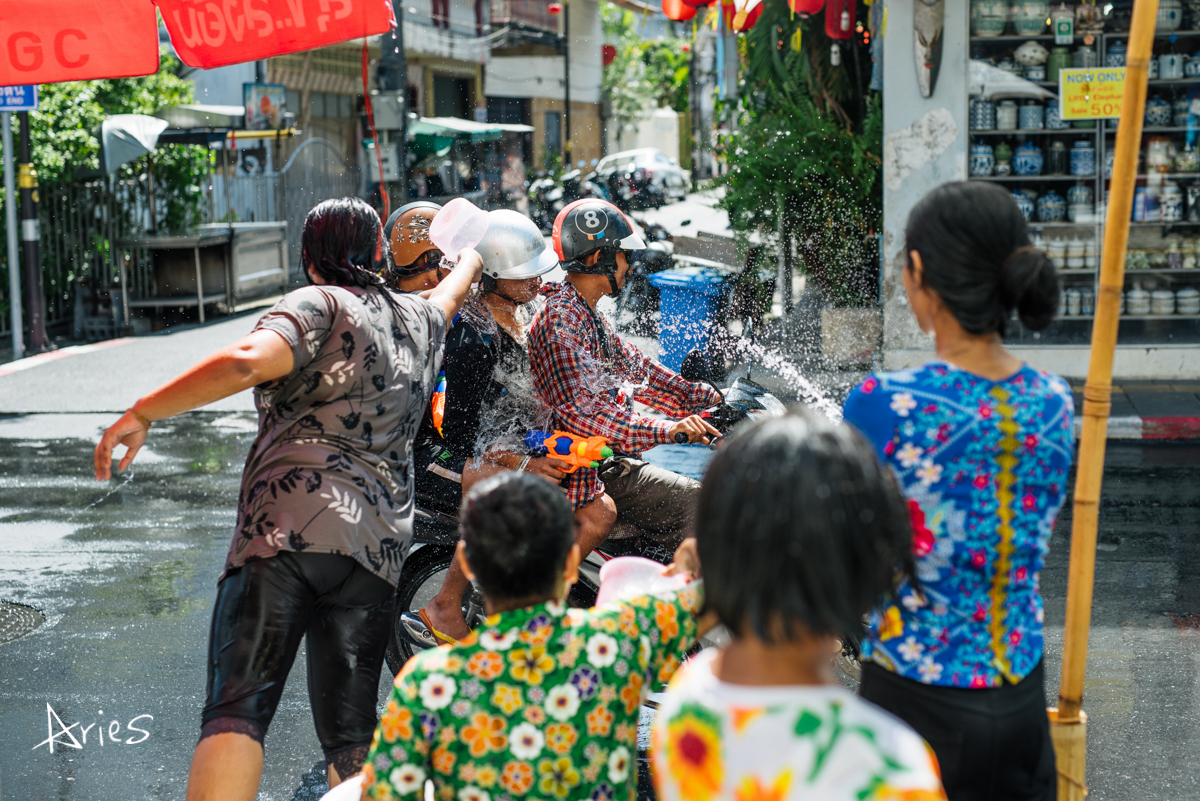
408, 117, 509, 157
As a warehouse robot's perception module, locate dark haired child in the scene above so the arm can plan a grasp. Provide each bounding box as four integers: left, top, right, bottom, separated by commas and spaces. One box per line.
844, 181, 1074, 801
361, 472, 710, 801
651, 410, 946, 801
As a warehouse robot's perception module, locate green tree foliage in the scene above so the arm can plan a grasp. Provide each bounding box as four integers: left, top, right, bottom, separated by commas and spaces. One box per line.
720, 2, 881, 307
11, 52, 209, 232
602, 3, 690, 146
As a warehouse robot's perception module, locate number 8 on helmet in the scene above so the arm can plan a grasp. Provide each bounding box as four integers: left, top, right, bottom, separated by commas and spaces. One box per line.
552, 199, 647, 296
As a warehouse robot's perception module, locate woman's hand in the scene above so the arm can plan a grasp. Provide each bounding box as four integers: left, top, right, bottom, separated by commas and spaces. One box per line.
665, 538, 702, 581
525, 456, 570, 483
94, 411, 151, 481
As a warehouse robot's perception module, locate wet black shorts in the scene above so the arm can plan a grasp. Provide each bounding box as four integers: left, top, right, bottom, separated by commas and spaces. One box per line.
201, 552, 396, 759
413, 438, 465, 514
860, 660, 1056, 801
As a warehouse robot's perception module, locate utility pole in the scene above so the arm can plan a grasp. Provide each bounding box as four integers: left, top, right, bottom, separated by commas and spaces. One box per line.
17, 112, 48, 353
378, 0, 409, 200
3, 113, 22, 360
563, 0, 571, 167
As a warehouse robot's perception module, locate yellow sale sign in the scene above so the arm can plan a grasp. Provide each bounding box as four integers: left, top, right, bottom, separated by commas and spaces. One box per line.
1059, 67, 1126, 119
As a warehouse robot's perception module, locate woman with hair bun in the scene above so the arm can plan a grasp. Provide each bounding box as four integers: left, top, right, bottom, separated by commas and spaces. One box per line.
93, 197, 483, 801
843, 181, 1075, 801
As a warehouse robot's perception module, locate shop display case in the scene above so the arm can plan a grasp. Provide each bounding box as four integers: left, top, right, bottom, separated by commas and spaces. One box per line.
967, 1, 1200, 347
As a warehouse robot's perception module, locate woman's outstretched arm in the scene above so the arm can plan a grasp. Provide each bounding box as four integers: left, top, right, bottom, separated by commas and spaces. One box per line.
93, 328, 294, 480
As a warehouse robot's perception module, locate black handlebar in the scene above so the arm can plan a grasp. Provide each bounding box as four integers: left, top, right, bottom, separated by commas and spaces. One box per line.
674, 432, 689, 444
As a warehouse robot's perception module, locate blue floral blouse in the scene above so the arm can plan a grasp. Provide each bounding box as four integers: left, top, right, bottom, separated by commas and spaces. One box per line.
843, 362, 1075, 688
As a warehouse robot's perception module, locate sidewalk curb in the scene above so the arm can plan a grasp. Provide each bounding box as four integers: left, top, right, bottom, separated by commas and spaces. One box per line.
0, 339, 134, 378
1078, 415, 1200, 441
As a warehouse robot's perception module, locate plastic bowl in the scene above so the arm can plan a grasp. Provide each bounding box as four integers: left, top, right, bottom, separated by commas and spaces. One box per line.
595, 556, 689, 607
428, 197, 489, 261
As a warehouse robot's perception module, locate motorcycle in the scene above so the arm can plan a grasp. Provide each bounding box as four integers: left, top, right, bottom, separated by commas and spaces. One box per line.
605, 165, 663, 213
385, 373, 787, 673
527, 169, 607, 234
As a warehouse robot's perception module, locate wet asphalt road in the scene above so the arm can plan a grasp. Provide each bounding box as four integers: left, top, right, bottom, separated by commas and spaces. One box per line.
0, 411, 1198, 800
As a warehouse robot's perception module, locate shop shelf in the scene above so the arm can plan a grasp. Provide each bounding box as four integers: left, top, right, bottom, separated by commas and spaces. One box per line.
970, 129, 1099, 135
971, 174, 1098, 181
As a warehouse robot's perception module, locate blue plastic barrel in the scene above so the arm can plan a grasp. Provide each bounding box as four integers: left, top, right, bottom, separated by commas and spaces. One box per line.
647, 266, 729, 372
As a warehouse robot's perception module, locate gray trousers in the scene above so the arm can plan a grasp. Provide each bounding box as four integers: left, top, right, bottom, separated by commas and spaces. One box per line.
598, 457, 699, 548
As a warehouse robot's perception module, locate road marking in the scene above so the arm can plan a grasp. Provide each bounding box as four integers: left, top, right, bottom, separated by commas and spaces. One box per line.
0, 339, 134, 378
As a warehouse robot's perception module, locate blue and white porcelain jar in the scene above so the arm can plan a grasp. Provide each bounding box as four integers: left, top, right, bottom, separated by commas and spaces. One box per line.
1025, 64, 1047, 81
1014, 142, 1044, 175
1159, 0, 1183, 32
1067, 181, 1094, 207
970, 97, 997, 130
1019, 100, 1045, 130
969, 142, 996, 176
1105, 148, 1115, 177
1045, 99, 1070, 130
1162, 182, 1185, 221
1107, 40, 1127, 68
1176, 97, 1192, 128
1160, 52, 1186, 80
1013, 191, 1036, 221
1037, 190, 1067, 222
1146, 95, 1173, 127
970, 0, 1009, 37
1071, 140, 1097, 176
1186, 54, 1200, 77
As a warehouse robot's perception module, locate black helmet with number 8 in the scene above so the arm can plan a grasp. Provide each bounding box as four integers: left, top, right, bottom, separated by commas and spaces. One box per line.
553, 199, 646, 279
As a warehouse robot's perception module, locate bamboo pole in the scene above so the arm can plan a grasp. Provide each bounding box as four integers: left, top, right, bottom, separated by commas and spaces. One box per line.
1051, 1, 1158, 798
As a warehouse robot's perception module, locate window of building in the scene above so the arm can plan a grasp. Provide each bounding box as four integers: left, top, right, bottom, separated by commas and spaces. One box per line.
544, 111, 562, 156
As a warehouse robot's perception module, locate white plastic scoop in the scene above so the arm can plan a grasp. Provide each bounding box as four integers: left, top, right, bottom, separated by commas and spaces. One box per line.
428, 197, 489, 261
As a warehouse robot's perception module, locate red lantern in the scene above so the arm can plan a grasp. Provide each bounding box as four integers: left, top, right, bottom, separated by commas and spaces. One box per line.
680, 0, 715, 8
662, 0, 697, 21
788, 0, 824, 15
548, 3, 563, 13
602, 44, 617, 66
722, 0, 762, 32
824, 0, 855, 39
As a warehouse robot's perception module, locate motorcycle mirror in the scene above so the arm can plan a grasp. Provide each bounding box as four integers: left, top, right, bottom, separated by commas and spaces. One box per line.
679, 350, 709, 383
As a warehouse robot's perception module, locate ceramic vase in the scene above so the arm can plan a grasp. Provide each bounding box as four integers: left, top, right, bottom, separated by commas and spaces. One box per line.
1037, 190, 1067, 222
1045, 99, 1070, 129
1019, 101, 1045, 130
1107, 40, 1127, 67
971, 0, 1009, 36
997, 100, 1019, 130
1159, 0, 1183, 31
1146, 96, 1173, 127
1013, 191, 1036, 221
970, 143, 996, 176
1186, 55, 1200, 77
1160, 53, 1186, 80
971, 97, 997, 130
1070, 140, 1097, 176
1014, 142, 1044, 176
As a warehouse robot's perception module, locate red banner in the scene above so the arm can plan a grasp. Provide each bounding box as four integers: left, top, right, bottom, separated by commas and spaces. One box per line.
0, 1, 160, 86
157, 0, 396, 69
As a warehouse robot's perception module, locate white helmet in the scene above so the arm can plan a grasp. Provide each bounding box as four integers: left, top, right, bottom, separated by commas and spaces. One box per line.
476, 210, 559, 281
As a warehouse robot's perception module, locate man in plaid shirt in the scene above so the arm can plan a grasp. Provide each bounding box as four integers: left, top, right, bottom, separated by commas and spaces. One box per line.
529, 200, 722, 549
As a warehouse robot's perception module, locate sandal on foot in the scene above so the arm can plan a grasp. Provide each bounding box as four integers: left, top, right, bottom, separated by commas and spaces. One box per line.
418, 608, 460, 645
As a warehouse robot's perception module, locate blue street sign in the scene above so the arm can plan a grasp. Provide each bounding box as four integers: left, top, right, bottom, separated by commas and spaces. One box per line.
0, 86, 38, 112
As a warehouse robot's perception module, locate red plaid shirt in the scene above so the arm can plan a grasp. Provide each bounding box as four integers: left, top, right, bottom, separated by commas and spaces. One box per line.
529, 282, 722, 508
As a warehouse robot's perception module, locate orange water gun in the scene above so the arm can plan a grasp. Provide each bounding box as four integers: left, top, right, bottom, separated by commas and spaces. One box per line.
525, 430, 615, 473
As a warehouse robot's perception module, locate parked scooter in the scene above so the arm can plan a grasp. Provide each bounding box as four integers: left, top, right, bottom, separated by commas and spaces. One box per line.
605, 165, 664, 212
385, 371, 787, 672
527, 169, 608, 233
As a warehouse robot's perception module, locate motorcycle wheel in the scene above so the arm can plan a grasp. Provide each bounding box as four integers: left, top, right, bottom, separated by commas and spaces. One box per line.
386, 544, 459, 674
386, 545, 602, 674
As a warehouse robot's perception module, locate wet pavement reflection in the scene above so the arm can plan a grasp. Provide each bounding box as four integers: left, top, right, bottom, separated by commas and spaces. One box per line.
0, 413, 1197, 800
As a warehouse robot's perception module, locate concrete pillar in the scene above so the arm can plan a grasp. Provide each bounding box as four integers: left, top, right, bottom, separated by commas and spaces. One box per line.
881, 0, 968, 369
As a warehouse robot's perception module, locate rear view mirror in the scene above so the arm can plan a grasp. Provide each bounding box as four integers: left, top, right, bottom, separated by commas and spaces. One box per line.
679, 349, 709, 383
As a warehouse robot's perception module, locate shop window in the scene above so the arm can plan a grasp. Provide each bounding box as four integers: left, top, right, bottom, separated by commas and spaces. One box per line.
311, 92, 327, 119
433, 76, 470, 119
286, 89, 301, 117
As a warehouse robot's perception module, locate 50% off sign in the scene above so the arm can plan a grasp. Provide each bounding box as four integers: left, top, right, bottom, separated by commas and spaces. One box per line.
1059, 67, 1126, 119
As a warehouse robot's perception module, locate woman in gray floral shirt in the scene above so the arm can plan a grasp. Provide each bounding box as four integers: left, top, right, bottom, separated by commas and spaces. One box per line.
94, 198, 482, 801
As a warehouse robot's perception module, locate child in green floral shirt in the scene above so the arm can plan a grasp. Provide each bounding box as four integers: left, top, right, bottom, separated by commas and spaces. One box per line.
361, 471, 709, 801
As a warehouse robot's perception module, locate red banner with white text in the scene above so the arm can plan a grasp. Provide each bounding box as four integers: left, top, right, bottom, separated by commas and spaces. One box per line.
0, 0, 160, 86
157, 0, 396, 69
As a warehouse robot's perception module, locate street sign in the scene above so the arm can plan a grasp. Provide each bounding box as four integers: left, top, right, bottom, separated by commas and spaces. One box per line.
0, 85, 37, 112
1059, 67, 1126, 120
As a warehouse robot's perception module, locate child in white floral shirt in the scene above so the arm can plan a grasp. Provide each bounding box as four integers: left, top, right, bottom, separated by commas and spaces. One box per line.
651, 410, 947, 801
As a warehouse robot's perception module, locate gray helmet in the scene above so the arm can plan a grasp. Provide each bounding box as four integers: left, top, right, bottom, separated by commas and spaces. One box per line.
476, 210, 559, 281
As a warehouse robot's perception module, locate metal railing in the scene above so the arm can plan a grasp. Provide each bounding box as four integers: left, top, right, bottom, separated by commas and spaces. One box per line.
1, 141, 362, 344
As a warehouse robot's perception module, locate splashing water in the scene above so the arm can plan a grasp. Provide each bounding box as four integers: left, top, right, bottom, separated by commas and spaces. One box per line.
68, 470, 137, 522
719, 333, 843, 422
